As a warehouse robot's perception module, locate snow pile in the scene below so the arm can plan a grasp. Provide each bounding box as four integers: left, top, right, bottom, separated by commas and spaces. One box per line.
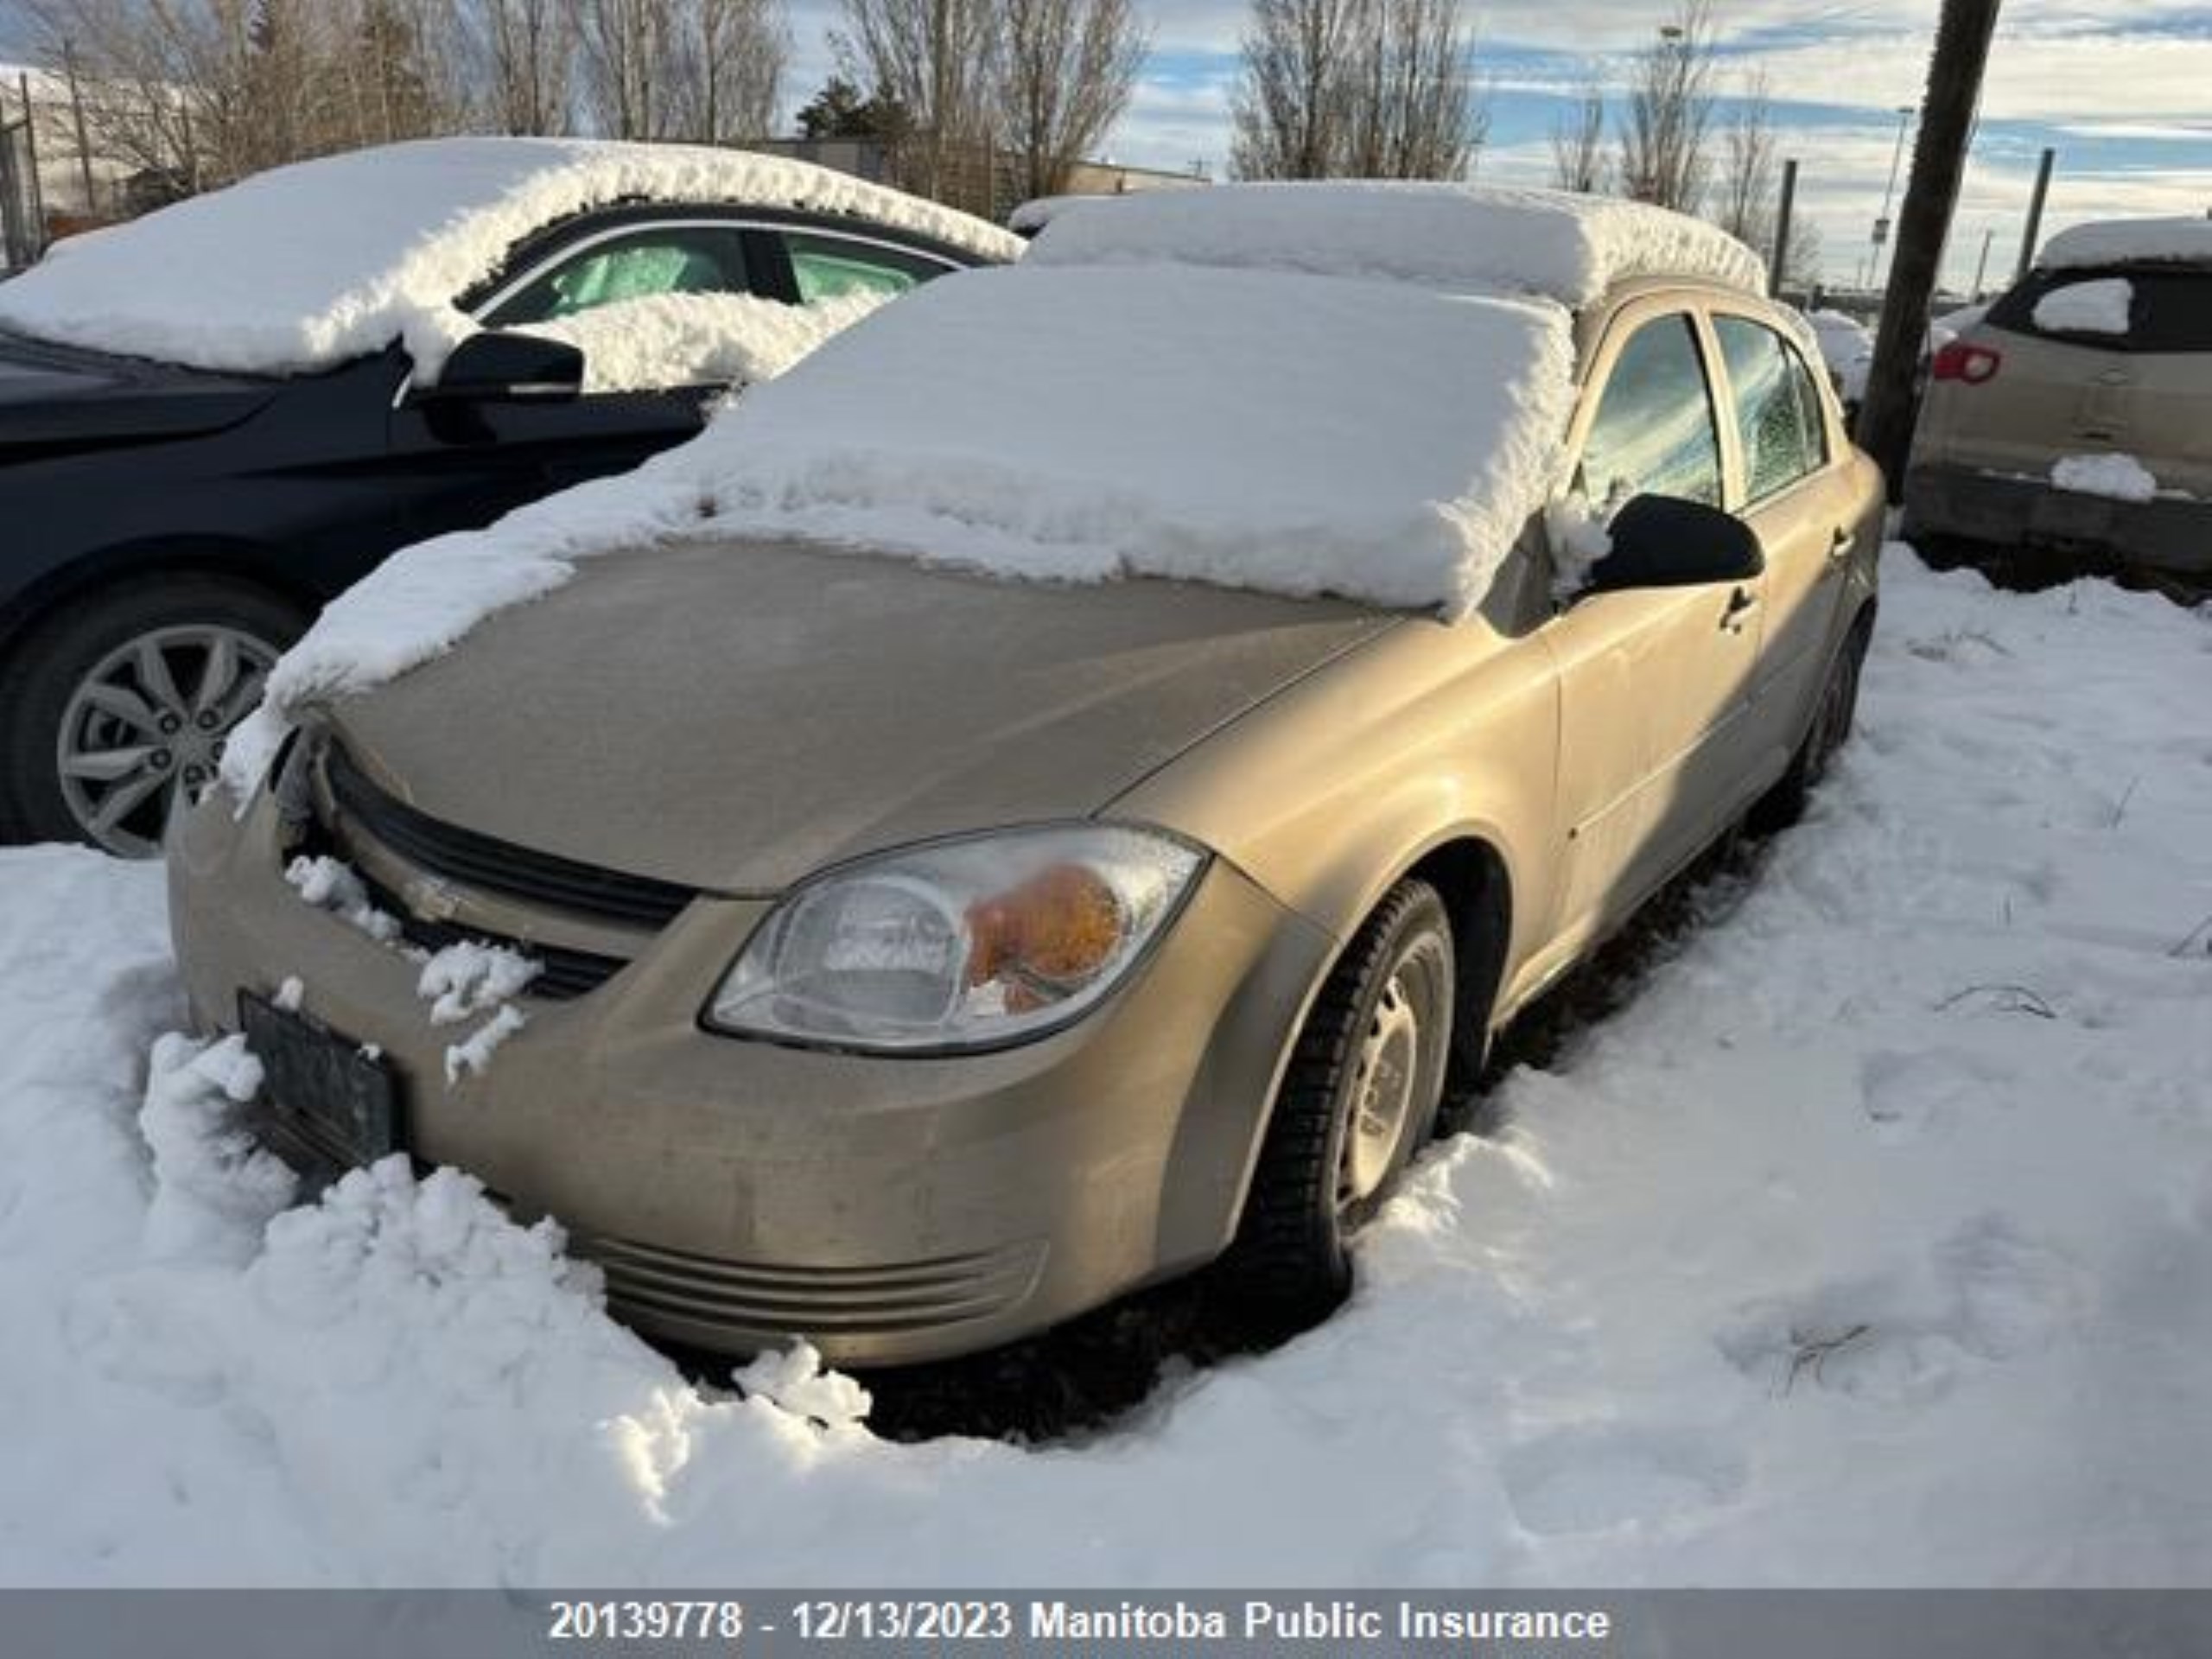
515, 290, 888, 394
0, 137, 1019, 379
283, 855, 400, 944
687, 264, 1579, 618
1805, 308, 1873, 401
416, 942, 539, 1027
2032, 277, 2133, 335
1028, 181, 1768, 305
2051, 452, 2159, 504
2041, 215, 2212, 271
7, 549, 2212, 1585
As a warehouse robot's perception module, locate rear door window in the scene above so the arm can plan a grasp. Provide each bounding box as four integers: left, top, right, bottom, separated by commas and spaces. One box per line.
1713, 315, 1829, 503
781, 232, 956, 303
1578, 314, 1725, 509
2131, 272, 2212, 353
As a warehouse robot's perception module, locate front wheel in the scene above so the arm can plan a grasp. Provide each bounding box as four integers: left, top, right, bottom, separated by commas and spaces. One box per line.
0, 576, 308, 857
1216, 879, 1457, 1323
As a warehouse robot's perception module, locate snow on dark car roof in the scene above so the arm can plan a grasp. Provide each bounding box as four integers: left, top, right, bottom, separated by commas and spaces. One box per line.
0, 137, 1021, 379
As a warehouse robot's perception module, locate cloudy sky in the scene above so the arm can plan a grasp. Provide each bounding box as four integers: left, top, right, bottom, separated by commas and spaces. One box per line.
787, 0, 2212, 293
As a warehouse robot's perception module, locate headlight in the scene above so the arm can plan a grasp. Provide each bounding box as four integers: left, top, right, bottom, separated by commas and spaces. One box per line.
704, 825, 1206, 1053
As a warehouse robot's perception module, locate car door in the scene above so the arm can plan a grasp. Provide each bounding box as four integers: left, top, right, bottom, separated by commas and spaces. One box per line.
385, 217, 762, 545
1707, 308, 1859, 755
1542, 302, 1769, 945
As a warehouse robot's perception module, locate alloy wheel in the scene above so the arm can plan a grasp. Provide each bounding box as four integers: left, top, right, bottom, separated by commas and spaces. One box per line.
54, 624, 277, 857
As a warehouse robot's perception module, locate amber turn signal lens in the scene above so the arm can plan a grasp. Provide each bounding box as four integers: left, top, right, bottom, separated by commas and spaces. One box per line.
966, 862, 1127, 1006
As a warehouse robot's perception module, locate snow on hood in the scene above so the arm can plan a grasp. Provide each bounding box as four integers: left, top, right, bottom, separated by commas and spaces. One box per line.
1028, 181, 1768, 305
0, 137, 1020, 380
513, 290, 888, 395
2040, 215, 2212, 271
683, 264, 1579, 620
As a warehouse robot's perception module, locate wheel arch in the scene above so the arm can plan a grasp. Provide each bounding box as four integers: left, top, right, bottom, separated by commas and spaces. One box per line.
0, 536, 320, 664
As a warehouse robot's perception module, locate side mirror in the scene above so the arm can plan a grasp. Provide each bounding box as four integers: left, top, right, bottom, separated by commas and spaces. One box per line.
1583, 493, 1765, 595
415, 332, 584, 404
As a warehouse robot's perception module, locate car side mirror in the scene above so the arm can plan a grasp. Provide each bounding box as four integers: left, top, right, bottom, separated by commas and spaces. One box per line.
416, 332, 584, 404
1582, 493, 1765, 595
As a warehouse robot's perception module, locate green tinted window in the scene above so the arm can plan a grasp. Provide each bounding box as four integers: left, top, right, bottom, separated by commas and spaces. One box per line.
487, 227, 749, 326
1713, 315, 1828, 502
784, 232, 949, 303
1580, 315, 1724, 509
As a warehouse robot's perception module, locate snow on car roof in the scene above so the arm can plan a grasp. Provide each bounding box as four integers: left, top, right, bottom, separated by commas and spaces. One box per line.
1027, 181, 1768, 306
684, 263, 1578, 620
0, 137, 1021, 379
2040, 215, 2212, 271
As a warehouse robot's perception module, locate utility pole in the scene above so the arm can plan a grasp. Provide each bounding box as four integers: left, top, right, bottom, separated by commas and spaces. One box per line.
60, 39, 97, 215
1855, 0, 2003, 500
2015, 146, 2056, 283
1770, 158, 1799, 297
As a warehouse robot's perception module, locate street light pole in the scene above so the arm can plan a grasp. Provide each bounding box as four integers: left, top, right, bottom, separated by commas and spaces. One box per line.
1871, 103, 1917, 291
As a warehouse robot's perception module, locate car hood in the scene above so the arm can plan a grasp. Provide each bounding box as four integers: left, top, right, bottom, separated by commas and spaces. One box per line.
0, 331, 276, 451
328, 538, 1395, 894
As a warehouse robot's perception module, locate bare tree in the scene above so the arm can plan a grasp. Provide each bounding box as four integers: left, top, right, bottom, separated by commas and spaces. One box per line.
996, 0, 1148, 202
1342, 0, 1485, 179
576, 0, 669, 139
461, 0, 575, 135
1231, 0, 1485, 181
1548, 73, 1606, 194
1617, 0, 1717, 212
1713, 67, 1777, 248
664, 0, 788, 143
27, 0, 482, 195
836, 0, 1000, 213
1230, 0, 1359, 181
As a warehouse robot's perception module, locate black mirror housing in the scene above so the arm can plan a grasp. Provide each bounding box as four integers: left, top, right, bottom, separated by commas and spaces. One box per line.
416, 332, 585, 404
1583, 493, 1765, 595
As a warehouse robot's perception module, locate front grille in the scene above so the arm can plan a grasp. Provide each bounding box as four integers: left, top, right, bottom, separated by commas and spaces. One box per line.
583, 1236, 1046, 1338
348, 866, 629, 1002
326, 744, 700, 931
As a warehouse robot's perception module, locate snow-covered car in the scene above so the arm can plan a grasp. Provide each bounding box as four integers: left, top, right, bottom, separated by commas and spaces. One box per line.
1904, 216, 2212, 578
0, 137, 1019, 856
169, 183, 1883, 1368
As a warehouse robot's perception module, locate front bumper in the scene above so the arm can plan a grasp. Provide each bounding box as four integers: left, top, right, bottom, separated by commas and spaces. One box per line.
167, 786, 1333, 1368
1904, 461, 2212, 575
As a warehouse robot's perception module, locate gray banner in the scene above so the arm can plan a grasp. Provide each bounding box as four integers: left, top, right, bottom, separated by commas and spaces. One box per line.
1, 1592, 2209, 1658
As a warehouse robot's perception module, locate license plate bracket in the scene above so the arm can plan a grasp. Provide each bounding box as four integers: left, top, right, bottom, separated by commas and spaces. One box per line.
238, 990, 403, 1172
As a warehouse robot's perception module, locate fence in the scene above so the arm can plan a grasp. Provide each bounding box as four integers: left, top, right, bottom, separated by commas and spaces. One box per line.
0, 75, 42, 273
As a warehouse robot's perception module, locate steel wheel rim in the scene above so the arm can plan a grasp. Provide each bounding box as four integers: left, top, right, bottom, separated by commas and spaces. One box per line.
1340, 969, 1427, 1206
55, 623, 277, 858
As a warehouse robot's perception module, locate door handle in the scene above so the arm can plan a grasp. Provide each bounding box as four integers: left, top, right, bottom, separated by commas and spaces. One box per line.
1722, 586, 1758, 633
1828, 525, 1855, 560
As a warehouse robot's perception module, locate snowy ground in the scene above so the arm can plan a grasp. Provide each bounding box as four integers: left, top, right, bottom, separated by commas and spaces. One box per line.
1, 549, 2208, 1587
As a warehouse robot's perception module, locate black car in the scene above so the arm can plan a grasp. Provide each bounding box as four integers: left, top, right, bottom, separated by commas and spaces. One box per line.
0, 168, 1007, 855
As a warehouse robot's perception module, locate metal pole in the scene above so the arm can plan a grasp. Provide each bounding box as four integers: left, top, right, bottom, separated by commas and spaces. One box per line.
1855, 0, 2004, 496
61, 40, 97, 214
2015, 146, 2056, 283
20, 72, 45, 257
1770, 158, 1798, 297
1972, 227, 1993, 297
1872, 104, 1916, 289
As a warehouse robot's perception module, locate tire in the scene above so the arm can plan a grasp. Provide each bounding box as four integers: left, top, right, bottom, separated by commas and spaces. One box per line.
1216, 879, 1457, 1323
1747, 611, 1872, 837
0, 575, 309, 857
